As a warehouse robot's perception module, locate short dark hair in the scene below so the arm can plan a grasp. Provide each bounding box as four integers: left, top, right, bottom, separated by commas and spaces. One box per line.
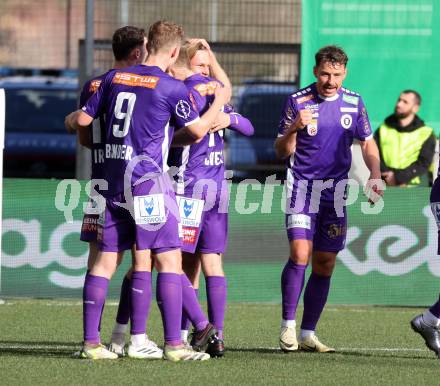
315, 45, 348, 67
147, 20, 184, 55
112, 26, 146, 61
402, 89, 422, 106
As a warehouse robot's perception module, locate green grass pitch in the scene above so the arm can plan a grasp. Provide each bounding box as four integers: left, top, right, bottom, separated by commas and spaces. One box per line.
0, 299, 439, 385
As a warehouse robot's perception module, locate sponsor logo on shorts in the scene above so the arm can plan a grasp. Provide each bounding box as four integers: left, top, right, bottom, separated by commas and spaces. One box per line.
287, 214, 311, 229
133, 194, 166, 224
182, 226, 198, 244
177, 196, 204, 228
328, 224, 346, 238
81, 216, 97, 233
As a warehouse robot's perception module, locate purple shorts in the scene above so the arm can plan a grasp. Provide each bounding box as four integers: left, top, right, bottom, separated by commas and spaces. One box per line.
80, 213, 99, 242
285, 202, 347, 253
98, 176, 182, 253
430, 178, 440, 254
178, 191, 228, 255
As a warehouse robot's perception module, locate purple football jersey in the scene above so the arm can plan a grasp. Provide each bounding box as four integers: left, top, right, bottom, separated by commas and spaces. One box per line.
82, 65, 200, 198
169, 74, 225, 196
79, 72, 109, 181
278, 83, 372, 203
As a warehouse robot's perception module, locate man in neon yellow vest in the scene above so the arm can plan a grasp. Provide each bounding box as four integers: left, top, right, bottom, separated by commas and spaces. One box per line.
375, 90, 435, 187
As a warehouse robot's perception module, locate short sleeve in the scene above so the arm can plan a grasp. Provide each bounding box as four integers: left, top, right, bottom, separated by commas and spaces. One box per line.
355, 97, 373, 141
277, 96, 297, 137
82, 72, 112, 119
79, 80, 91, 109
170, 81, 201, 128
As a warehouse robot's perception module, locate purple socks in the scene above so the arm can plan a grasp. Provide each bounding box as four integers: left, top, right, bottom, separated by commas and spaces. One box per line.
281, 259, 307, 321
130, 271, 152, 335
206, 276, 227, 339
301, 272, 331, 331
116, 275, 131, 325
181, 274, 208, 330
83, 274, 109, 344
181, 288, 199, 331
156, 273, 182, 346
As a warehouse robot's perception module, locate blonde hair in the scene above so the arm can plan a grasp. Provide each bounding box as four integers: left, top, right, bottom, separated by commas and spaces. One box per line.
147, 20, 184, 55
173, 41, 191, 68
185, 40, 208, 61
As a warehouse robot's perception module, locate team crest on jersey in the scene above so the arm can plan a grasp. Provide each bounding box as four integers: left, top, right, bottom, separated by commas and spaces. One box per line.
176, 100, 191, 119
307, 120, 318, 136
340, 114, 353, 129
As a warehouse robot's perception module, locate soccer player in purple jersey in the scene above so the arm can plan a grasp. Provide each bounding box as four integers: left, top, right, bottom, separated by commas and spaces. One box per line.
67, 26, 164, 359
411, 178, 440, 358
169, 40, 254, 357
66, 20, 230, 361
275, 45, 383, 352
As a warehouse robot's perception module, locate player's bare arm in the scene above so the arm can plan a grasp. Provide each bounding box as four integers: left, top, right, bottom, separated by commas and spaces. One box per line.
210, 111, 230, 132
274, 109, 311, 159
65, 109, 94, 148
360, 138, 385, 201
171, 127, 203, 146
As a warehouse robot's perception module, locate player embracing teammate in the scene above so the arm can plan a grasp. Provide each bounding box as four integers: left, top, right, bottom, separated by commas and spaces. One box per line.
168, 39, 254, 357
67, 20, 230, 361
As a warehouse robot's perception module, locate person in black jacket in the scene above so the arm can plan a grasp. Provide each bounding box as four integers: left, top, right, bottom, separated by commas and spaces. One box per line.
375, 90, 436, 186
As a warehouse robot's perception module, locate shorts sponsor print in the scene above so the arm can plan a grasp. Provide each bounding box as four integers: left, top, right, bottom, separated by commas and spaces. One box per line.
80, 213, 99, 242
177, 193, 228, 255
97, 176, 182, 253
286, 196, 347, 252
